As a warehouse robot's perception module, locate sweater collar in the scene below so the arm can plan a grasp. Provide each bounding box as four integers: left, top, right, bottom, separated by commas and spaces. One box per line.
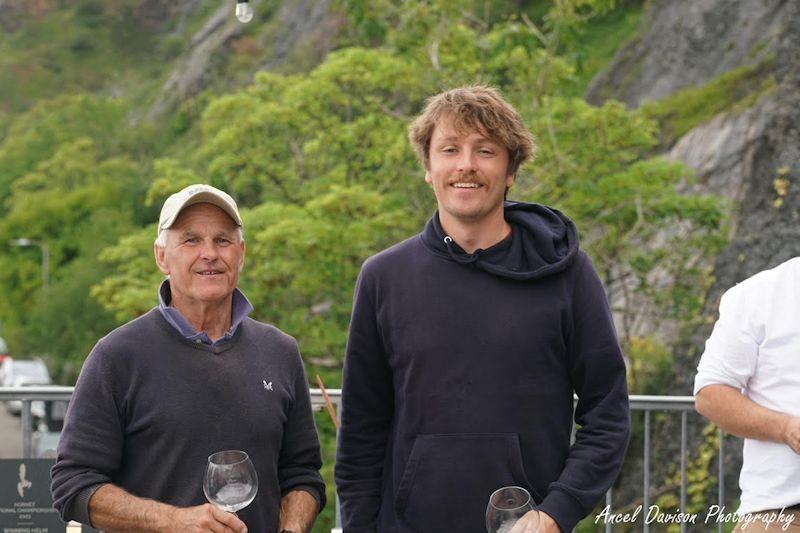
157, 279, 254, 346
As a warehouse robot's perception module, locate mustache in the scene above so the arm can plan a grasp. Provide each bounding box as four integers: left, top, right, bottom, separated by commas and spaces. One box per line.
447, 172, 481, 184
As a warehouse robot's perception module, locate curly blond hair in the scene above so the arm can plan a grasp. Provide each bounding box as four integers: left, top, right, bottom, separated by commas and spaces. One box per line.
409, 86, 535, 175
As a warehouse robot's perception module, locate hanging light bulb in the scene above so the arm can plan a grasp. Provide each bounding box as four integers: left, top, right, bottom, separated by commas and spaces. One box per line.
235, 0, 253, 23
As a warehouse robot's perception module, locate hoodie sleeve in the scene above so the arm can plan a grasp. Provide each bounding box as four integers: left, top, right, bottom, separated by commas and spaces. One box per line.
538, 252, 631, 532
334, 265, 395, 532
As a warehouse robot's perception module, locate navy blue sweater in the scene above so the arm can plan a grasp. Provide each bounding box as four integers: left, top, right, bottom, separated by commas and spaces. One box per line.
51, 309, 326, 532
335, 202, 630, 532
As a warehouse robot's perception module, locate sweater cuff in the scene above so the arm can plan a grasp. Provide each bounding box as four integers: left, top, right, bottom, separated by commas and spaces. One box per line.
538, 488, 587, 533
69, 483, 106, 527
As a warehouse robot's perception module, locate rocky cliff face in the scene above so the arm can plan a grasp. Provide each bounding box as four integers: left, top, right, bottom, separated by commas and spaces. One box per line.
147, 0, 341, 119
0, 0, 81, 32
587, 0, 791, 108
260, 0, 341, 71
146, 1, 244, 119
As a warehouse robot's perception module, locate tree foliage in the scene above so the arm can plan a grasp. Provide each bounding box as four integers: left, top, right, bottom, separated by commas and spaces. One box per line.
520, 97, 727, 352
0, 95, 129, 205
0, 132, 148, 379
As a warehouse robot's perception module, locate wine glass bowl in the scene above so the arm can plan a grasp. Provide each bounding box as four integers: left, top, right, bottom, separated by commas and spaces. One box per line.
203, 450, 258, 513
486, 486, 537, 533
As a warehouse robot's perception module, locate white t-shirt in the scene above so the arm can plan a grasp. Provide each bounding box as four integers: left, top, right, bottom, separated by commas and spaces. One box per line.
694, 257, 800, 514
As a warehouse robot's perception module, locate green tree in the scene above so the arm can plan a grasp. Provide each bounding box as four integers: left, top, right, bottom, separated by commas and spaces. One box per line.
198, 48, 433, 206
241, 186, 417, 373
0, 94, 129, 205
518, 97, 727, 360
0, 138, 147, 379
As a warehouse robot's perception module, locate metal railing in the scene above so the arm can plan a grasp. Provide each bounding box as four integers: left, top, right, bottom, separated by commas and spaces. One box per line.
619, 395, 729, 533
0, 386, 342, 458
0, 385, 73, 458
0, 388, 728, 532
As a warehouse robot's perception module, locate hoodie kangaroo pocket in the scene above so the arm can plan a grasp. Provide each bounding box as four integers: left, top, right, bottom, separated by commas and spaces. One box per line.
394, 433, 539, 533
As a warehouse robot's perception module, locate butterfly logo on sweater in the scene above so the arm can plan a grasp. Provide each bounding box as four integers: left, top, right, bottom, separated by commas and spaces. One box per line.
262, 380, 273, 391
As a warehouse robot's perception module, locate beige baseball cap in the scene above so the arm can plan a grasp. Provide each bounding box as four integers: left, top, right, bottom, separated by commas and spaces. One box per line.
158, 184, 243, 234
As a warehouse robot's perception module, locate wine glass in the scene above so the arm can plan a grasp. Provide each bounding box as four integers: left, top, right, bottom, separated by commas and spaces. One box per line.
486, 486, 538, 533
203, 450, 258, 514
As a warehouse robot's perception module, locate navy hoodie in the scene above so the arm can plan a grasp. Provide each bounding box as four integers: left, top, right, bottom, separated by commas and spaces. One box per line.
335, 202, 630, 532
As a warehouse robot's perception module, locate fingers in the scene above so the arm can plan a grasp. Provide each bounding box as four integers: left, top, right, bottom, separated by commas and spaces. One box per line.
208, 522, 244, 533
508, 510, 540, 533
207, 505, 248, 533
176, 504, 246, 533
783, 417, 800, 454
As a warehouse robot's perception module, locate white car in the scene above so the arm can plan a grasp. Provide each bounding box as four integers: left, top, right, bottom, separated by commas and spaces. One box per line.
3, 358, 52, 417
0, 335, 9, 382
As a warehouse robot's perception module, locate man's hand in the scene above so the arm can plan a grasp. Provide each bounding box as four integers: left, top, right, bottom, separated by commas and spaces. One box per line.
781, 416, 800, 454
508, 510, 560, 533
166, 503, 248, 533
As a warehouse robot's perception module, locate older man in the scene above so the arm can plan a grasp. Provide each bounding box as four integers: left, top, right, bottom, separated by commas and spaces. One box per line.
52, 184, 325, 533
335, 86, 630, 533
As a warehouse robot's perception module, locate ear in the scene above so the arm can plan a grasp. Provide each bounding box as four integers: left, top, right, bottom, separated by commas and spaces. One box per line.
154, 244, 170, 275
238, 241, 246, 272
506, 173, 516, 188
425, 170, 432, 185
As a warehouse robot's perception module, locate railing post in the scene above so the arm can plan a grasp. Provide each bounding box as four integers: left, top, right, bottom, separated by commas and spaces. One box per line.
644, 410, 650, 533
680, 411, 687, 533
718, 428, 725, 533
21, 400, 33, 458
334, 397, 342, 532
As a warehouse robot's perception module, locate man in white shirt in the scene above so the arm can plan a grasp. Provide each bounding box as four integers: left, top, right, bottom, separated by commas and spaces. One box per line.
694, 257, 800, 532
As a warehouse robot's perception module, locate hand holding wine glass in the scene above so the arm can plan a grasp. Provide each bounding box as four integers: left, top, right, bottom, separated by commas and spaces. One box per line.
486, 486, 540, 533
169, 502, 249, 533
203, 450, 258, 515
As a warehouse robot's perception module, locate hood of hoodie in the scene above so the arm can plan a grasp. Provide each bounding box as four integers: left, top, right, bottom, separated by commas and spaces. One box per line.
420, 201, 580, 280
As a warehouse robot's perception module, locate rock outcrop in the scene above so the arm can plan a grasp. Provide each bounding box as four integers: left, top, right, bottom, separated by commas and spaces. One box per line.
587, 0, 791, 108
261, 0, 341, 71
146, 2, 246, 119
669, 98, 775, 228
146, 0, 340, 120
0, 0, 56, 32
